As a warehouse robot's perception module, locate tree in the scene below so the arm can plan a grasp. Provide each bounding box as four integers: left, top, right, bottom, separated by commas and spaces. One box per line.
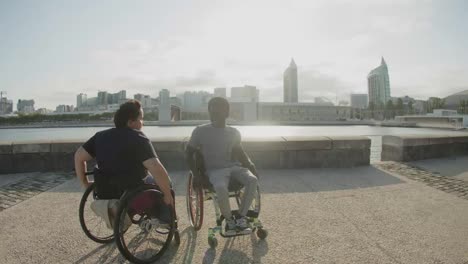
407, 101, 414, 114
368, 101, 375, 119
459, 100, 467, 114
427, 97, 446, 113
385, 100, 395, 119
396, 98, 404, 116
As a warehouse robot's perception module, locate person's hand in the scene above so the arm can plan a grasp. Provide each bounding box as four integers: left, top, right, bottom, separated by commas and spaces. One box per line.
82, 180, 91, 189
163, 192, 174, 206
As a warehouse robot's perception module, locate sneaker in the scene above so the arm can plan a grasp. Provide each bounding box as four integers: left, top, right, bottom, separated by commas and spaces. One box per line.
150, 218, 171, 231
224, 217, 237, 236
235, 216, 252, 234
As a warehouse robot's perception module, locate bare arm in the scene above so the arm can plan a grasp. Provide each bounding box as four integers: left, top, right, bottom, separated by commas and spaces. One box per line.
185, 145, 198, 175
232, 145, 258, 176
143, 158, 173, 206
74, 146, 93, 188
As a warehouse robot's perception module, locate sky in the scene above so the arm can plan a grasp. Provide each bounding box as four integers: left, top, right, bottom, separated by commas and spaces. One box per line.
1, 0, 468, 109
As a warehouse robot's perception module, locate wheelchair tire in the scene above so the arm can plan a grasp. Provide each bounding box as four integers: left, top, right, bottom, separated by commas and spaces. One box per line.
78, 183, 114, 244
186, 172, 204, 231
256, 228, 268, 240
235, 185, 261, 218
114, 185, 175, 264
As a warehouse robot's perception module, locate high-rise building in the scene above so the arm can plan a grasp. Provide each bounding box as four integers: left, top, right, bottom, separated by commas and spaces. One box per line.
109, 90, 126, 104
97, 91, 108, 106
134, 93, 152, 108
283, 58, 298, 103
76, 93, 87, 109
183, 91, 212, 112
17, 99, 35, 114
56, 105, 74, 113
214, 87, 227, 98
350, 94, 368, 109
230, 85, 259, 102
134, 93, 144, 102
0, 97, 13, 115
159, 89, 171, 121
367, 57, 391, 107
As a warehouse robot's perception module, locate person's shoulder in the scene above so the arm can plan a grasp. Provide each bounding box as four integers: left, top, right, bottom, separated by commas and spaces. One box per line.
94, 128, 116, 138
196, 123, 212, 130
193, 123, 211, 133
133, 129, 150, 140
226, 125, 241, 134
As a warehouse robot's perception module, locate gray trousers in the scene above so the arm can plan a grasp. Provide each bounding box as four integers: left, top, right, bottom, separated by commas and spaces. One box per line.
207, 166, 258, 219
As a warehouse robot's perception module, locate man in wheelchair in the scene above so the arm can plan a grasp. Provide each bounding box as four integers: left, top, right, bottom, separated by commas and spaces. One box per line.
185, 97, 259, 236
74, 100, 173, 228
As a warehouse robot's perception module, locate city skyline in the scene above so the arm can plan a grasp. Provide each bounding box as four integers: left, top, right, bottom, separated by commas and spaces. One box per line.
1, 1, 468, 109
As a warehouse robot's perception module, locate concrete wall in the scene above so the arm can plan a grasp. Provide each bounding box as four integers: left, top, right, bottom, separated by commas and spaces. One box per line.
381, 135, 468, 162
0, 136, 371, 174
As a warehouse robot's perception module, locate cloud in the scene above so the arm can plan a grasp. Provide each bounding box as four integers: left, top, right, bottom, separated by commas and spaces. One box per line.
299, 69, 355, 103
175, 70, 220, 87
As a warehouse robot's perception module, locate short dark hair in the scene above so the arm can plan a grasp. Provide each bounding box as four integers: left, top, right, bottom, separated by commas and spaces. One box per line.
208, 97, 230, 112
114, 100, 142, 128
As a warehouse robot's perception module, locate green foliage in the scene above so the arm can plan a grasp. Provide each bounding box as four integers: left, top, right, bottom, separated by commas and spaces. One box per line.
0, 112, 115, 125
459, 100, 468, 114
385, 100, 395, 119
427, 97, 445, 113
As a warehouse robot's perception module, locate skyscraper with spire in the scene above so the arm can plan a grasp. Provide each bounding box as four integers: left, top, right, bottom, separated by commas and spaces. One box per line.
367, 57, 391, 107
283, 58, 298, 103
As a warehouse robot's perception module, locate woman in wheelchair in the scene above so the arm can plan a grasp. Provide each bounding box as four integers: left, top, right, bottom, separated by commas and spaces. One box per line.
186, 97, 259, 236
75, 100, 173, 217
75, 100, 177, 263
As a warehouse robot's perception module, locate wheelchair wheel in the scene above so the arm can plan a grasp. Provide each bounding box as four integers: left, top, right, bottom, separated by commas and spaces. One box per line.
235, 185, 261, 218
114, 185, 175, 264
186, 172, 204, 231
79, 183, 114, 244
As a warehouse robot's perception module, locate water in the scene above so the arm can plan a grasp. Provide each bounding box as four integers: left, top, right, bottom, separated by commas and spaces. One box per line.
1, 125, 467, 162
1, 125, 467, 142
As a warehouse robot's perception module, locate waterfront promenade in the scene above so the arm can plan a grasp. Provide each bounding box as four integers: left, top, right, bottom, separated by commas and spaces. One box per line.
1, 159, 468, 263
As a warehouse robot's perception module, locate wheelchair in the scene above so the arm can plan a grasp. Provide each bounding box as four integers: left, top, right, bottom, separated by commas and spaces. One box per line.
185, 151, 268, 248
79, 170, 180, 264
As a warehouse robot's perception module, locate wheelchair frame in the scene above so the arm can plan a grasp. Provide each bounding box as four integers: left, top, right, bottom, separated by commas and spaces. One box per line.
185, 152, 268, 248
78, 171, 180, 264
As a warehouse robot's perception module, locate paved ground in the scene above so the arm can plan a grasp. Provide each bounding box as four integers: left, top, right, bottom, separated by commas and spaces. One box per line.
409, 156, 468, 182
1, 161, 468, 264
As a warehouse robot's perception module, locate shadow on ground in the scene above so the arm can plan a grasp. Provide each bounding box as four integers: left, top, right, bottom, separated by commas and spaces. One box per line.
409, 156, 468, 179
5, 165, 403, 195
73, 226, 269, 264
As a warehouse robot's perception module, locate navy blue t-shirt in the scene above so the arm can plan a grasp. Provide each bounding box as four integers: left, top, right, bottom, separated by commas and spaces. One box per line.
82, 127, 157, 194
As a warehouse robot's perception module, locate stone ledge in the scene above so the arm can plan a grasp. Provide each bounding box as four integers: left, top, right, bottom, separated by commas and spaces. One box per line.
12, 141, 51, 154
150, 137, 187, 152
241, 137, 286, 151
383, 135, 429, 147
0, 142, 12, 154
51, 141, 83, 153
382, 134, 468, 162
328, 136, 371, 149
0, 137, 371, 173
282, 136, 331, 150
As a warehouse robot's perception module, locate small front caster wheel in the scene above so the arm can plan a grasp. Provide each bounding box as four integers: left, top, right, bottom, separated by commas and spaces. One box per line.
256, 228, 268, 240
208, 236, 218, 248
